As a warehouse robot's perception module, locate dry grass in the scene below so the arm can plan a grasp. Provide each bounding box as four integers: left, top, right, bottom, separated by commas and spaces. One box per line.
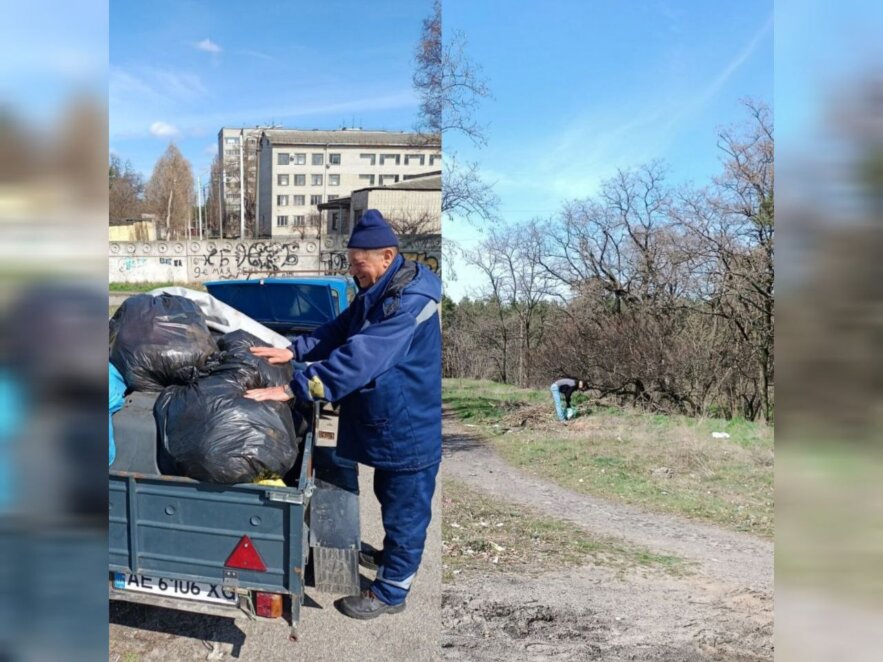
443, 379, 774, 537
442, 479, 687, 583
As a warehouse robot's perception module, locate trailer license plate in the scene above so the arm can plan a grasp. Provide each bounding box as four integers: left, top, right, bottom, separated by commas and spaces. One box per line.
113, 572, 238, 606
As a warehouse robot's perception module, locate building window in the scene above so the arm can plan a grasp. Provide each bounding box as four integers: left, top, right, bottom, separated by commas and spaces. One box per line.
311, 174, 323, 186
328, 194, 339, 201
225, 136, 239, 145
310, 194, 322, 206
380, 153, 401, 166
293, 194, 305, 206
225, 149, 238, 158
429, 154, 441, 166
292, 153, 306, 165
329, 153, 341, 165
358, 174, 375, 186
380, 175, 400, 185
405, 154, 425, 166
330, 211, 340, 231
359, 153, 376, 166
294, 174, 306, 186
293, 215, 305, 226
277, 174, 289, 186
277, 195, 289, 206
312, 153, 324, 166
277, 152, 289, 165
276, 215, 288, 227
329, 174, 340, 186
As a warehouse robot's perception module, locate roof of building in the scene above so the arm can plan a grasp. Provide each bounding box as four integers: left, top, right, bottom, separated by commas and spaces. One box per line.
352, 174, 441, 195
317, 172, 441, 211
317, 197, 352, 210
384, 171, 441, 190
259, 129, 440, 148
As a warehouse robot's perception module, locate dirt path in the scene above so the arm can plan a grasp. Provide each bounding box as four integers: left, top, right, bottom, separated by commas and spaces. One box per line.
441, 413, 773, 661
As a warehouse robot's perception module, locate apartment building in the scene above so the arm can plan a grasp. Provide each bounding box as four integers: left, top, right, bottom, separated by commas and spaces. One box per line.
255, 129, 440, 238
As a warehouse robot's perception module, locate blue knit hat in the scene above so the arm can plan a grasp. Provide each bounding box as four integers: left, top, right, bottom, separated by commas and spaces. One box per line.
347, 209, 399, 249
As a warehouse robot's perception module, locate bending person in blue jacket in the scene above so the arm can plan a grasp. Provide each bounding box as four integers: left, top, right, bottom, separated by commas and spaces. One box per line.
244, 209, 442, 620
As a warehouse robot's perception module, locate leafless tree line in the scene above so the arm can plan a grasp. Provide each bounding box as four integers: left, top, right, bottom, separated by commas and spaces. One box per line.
444, 101, 774, 423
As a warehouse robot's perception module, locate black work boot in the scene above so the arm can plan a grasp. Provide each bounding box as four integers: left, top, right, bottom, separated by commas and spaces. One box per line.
359, 544, 382, 570
336, 590, 406, 620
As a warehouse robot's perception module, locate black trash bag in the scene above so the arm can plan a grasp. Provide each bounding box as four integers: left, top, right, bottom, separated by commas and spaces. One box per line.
155, 368, 299, 484
109, 294, 218, 392
217, 330, 293, 388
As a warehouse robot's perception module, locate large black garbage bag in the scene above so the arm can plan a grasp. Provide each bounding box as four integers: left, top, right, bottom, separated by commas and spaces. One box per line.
217, 330, 293, 388
110, 294, 218, 392
155, 366, 299, 483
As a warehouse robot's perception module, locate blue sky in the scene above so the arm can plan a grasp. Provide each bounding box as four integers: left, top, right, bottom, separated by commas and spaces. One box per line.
110, 0, 432, 183
444, 0, 773, 300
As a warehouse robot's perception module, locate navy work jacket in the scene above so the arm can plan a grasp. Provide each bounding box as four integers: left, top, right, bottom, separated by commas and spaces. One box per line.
290, 255, 442, 471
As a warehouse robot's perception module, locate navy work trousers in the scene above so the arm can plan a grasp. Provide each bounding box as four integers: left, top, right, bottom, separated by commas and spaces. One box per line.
369, 462, 439, 605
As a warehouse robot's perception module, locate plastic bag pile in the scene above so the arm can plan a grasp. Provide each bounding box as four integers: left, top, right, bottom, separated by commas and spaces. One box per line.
109, 294, 299, 483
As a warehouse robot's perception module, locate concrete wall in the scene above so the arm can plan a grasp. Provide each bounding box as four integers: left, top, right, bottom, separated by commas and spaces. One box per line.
109, 234, 441, 284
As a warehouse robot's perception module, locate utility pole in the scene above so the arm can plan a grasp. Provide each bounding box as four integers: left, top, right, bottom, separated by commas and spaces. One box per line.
239, 129, 245, 239
197, 175, 204, 240
217, 178, 223, 239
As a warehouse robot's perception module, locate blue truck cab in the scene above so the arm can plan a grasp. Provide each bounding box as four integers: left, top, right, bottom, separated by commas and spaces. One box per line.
109, 275, 361, 641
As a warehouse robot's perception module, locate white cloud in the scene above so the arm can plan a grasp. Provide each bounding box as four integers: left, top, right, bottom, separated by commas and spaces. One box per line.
150, 121, 179, 137
196, 38, 222, 54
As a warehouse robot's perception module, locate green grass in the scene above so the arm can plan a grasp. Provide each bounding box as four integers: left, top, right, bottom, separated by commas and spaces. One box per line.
443, 378, 549, 423
442, 479, 687, 582
443, 378, 774, 537
109, 281, 206, 292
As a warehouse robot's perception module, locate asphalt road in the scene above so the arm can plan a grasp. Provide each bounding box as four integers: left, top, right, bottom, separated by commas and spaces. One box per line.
109, 464, 442, 661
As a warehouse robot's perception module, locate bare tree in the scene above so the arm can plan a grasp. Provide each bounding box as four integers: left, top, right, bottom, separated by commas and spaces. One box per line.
386, 210, 440, 235
461, 223, 557, 386
674, 101, 774, 421
203, 154, 223, 238
145, 143, 195, 240
109, 154, 144, 221
441, 154, 499, 223
462, 239, 514, 382
413, 0, 498, 225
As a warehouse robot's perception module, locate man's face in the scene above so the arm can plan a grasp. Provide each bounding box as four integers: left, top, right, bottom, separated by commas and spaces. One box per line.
347, 248, 394, 288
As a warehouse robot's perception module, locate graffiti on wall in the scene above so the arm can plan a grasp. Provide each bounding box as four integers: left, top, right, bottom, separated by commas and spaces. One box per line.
191, 241, 303, 279
110, 237, 439, 283
323, 250, 440, 276
326, 252, 350, 274
119, 257, 147, 272
402, 251, 440, 272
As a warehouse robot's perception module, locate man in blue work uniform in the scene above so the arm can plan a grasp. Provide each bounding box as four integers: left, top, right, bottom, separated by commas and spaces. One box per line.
244, 209, 441, 620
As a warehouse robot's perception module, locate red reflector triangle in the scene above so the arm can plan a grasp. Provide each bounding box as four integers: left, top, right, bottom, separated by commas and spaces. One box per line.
225, 535, 267, 572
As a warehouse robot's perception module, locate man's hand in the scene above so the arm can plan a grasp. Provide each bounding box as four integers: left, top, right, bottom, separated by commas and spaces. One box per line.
243, 385, 293, 402
249, 346, 294, 364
